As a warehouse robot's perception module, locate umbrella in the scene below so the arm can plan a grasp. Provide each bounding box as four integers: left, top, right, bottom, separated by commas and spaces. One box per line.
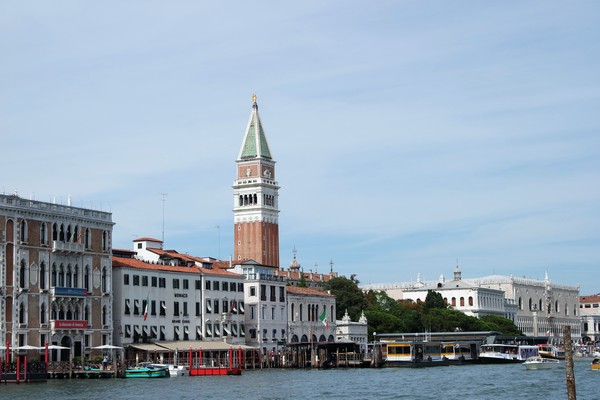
16, 345, 43, 350
47, 345, 70, 350
92, 344, 123, 350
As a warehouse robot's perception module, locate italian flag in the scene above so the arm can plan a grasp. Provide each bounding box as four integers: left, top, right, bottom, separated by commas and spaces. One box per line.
319, 309, 328, 329
143, 294, 149, 321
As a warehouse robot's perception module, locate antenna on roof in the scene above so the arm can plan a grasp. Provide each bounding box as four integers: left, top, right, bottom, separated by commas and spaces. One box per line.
160, 193, 168, 244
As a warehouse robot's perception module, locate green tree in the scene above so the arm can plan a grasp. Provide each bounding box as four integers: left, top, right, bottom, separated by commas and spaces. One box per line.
325, 276, 369, 320
480, 315, 523, 336
423, 290, 447, 311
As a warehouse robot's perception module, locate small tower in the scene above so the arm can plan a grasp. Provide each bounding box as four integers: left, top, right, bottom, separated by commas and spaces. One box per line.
289, 246, 301, 271
232, 95, 280, 267
454, 264, 462, 281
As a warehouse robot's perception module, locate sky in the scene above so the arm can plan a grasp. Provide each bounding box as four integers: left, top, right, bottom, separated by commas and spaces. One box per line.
2, 1, 599, 294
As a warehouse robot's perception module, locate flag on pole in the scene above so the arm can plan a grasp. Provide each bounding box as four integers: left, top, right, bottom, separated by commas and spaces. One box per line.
319, 309, 328, 329
143, 294, 149, 321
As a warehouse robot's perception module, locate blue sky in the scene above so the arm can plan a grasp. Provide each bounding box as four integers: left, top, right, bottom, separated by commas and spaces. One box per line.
2, 1, 599, 294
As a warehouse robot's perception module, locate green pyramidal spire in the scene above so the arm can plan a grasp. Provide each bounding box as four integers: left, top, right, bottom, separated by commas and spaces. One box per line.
238, 94, 273, 161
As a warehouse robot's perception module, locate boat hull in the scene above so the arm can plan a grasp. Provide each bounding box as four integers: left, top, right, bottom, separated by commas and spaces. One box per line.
122, 367, 169, 378
189, 367, 241, 376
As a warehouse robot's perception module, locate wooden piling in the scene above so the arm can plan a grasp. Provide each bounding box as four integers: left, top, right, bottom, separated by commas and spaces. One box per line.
563, 325, 576, 400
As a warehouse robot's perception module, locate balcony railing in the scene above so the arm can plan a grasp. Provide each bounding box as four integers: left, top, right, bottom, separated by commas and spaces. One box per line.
52, 241, 84, 254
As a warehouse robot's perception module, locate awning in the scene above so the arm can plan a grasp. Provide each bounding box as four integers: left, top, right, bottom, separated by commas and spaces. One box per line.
127, 343, 169, 352
156, 340, 256, 351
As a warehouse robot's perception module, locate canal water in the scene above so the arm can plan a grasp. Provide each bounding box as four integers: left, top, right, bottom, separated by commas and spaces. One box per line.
1, 358, 597, 400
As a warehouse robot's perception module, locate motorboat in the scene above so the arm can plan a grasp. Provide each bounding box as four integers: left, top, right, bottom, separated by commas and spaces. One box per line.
148, 363, 189, 377
122, 362, 169, 378
537, 344, 565, 360
479, 344, 539, 363
592, 358, 600, 371
523, 356, 560, 370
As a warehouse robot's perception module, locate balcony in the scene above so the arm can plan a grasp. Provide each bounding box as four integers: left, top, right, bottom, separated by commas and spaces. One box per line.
52, 240, 84, 254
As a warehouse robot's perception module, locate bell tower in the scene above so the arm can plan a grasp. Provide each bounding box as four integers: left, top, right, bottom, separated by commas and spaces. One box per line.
232, 95, 280, 267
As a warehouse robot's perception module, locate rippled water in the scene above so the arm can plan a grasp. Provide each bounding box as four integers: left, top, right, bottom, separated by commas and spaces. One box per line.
1, 359, 596, 400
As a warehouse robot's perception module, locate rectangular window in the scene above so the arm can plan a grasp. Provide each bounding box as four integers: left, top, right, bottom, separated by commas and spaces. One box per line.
183, 279, 189, 290
250, 286, 256, 297
142, 276, 148, 287
251, 306, 255, 320
173, 279, 180, 289
196, 302, 201, 317
270, 286, 276, 302
213, 300, 220, 314
279, 286, 285, 302
222, 300, 229, 314
205, 280, 211, 290
237, 283, 243, 292
222, 282, 228, 291
124, 299, 130, 315
230, 282, 236, 292
151, 276, 158, 287
159, 278, 166, 288
133, 275, 140, 286
195, 280, 201, 290
151, 300, 156, 316
183, 302, 188, 317
260, 285, 266, 301
124, 274, 130, 285
160, 301, 166, 316
214, 281, 220, 291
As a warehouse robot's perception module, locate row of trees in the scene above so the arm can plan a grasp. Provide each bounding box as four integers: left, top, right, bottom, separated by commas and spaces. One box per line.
324, 276, 522, 338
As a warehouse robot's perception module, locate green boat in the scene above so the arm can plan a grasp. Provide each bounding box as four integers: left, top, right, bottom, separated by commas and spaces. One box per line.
122, 363, 169, 378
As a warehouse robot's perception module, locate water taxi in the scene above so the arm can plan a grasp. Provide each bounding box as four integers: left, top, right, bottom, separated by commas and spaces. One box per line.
592, 358, 600, 371
523, 356, 560, 370
537, 344, 565, 360
479, 344, 539, 363
381, 341, 478, 367
122, 363, 169, 378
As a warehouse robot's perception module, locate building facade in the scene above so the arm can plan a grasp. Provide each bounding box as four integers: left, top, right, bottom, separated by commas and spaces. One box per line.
286, 286, 336, 344
580, 294, 600, 344
1, 194, 114, 361
362, 268, 580, 341
112, 239, 246, 347
335, 310, 368, 354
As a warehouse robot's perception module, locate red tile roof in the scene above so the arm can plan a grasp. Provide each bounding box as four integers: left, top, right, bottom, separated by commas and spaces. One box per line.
286, 286, 334, 297
112, 256, 243, 277
580, 295, 600, 303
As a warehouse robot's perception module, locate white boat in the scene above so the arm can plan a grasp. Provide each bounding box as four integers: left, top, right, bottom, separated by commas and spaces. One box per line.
479, 344, 539, 363
148, 363, 189, 377
537, 344, 565, 360
523, 356, 560, 370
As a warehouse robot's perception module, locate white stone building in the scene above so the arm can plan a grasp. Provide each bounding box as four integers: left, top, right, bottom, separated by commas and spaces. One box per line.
362, 267, 580, 341
336, 310, 368, 354
286, 285, 336, 344
112, 238, 246, 347
579, 294, 600, 344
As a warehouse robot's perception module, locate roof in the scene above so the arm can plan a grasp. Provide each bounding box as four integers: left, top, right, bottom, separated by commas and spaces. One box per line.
237, 97, 272, 161
133, 237, 163, 243
127, 341, 256, 352
580, 294, 600, 303
112, 256, 243, 278
287, 286, 335, 297
274, 268, 334, 284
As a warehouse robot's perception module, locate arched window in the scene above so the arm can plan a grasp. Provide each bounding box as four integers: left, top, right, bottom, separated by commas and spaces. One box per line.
20, 220, 28, 243
40, 303, 46, 324
555, 300, 559, 313
451, 297, 456, 307
102, 231, 107, 251
40, 222, 47, 245
85, 228, 91, 249
330, 305, 334, 322
291, 303, 295, 322
102, 306, 107, 325
19, 259, 26, 289
66, 264, 72, 287
84, 305, 90, 322
52, 223, 58, 241
539, 299, 543, 312
102, 267, 108, 292
460, 297, 465, 307
51, 304, 58, 320
84, 266, 90, 291
51, 263, 57, 287
299, 304, 303, 321
529, 298, 533, 310
40, 261, 46, 290
518, 297, 522, 310
59, 224, 65, 242
19, 303, 26, 324
58, 264, 65, 287
73, 265, 79, 288
468, 297, 474, 306
66, 224, 72, 242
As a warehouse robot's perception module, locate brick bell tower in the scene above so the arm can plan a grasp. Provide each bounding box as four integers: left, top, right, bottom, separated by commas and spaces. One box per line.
232, 94, 280, 267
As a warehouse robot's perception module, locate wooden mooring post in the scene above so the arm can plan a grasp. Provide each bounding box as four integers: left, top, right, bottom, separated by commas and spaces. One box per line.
563, 325, 576, 400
